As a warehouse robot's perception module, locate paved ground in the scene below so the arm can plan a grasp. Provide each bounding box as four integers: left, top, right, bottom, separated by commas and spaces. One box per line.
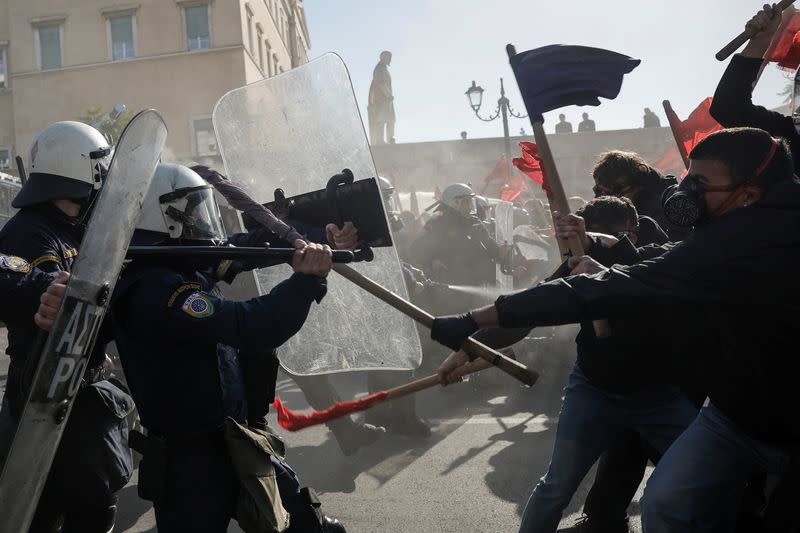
0, 327, 650, 532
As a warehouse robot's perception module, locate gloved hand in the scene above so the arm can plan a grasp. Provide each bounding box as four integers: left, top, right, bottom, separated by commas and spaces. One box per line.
431, 313, 479, 351
190, 164, 228, 184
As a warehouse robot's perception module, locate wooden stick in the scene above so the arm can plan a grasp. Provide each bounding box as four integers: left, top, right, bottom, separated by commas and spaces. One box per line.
662, 100, 690, 169
383, 358, 493, 401
716, 0, 795, 61
332, 264, 539, 387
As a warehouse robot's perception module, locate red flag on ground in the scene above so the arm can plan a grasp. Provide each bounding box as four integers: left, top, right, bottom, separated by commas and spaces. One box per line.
512, 141, 551, 198
662, 98, 722, 170
765, 6, 800, 71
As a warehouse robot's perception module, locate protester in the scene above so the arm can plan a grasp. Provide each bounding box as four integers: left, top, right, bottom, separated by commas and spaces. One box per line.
591, 150, 686, 241
711, 3, 800, 172
438, 195, 699, 533
432, 128, 800, 532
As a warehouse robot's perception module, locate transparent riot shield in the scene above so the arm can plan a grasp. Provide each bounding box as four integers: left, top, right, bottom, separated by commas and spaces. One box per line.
0, 110, 167, 532
495, 201, 515, 291
213, 54, 421, 375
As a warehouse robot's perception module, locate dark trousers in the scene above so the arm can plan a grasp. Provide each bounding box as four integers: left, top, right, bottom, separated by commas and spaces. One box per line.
154, 443, 312, 533
583, 430, 658, 523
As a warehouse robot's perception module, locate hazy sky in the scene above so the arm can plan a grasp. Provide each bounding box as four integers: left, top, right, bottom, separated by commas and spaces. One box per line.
304, 0, 792, 142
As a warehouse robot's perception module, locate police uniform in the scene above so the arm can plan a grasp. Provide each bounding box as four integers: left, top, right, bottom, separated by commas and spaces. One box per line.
112, 243, 344, 532
0, 203, 133, 533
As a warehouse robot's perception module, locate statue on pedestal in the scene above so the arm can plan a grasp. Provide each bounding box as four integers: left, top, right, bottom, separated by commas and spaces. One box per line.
368, 51, 395, 145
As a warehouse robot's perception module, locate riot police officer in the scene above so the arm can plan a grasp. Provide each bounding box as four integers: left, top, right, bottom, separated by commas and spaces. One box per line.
411, 183, 506, 300
112, 164, 345, 533
0, 120, 133, 532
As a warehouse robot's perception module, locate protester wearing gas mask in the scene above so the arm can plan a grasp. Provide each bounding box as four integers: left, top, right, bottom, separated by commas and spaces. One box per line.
591, 150, 688, 242
711, 3, 800, 174
432, 127, 800, 533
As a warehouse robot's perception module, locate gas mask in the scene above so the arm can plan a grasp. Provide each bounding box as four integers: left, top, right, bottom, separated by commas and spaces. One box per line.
662, 140, 777, 228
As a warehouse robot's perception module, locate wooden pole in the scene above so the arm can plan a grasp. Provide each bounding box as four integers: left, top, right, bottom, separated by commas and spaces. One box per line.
332, 264, 539, 387
662, 100, 690, 169
716, 0, 795, 61
383, 358, 493, 401
506, 43, 610, 338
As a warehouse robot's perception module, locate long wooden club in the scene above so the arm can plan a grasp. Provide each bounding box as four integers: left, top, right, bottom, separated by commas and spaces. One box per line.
716, 0, 795, 61
332, 264, 539, 387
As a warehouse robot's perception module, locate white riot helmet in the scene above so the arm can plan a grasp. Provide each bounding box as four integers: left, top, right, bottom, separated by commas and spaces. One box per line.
440, 183, 476, 216
13, 121, 112, 209
378, 175, 403, 231
136, 163, 226, 243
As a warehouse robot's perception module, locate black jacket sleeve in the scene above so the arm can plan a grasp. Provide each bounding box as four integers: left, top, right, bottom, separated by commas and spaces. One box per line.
711, 55, 798, 141
131, 270, 328, 353
494, 236, 723, 329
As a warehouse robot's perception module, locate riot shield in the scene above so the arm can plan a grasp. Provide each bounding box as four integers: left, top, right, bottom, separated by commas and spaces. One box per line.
495, 201, 515, 291
213, 53, 421, 375
0, 110, 167, 532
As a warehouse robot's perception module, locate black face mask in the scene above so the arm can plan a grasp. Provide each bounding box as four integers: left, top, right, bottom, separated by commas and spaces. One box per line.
662, 176, 708, 228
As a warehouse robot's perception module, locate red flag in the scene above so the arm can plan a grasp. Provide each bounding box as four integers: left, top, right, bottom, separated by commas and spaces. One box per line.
512, 141, 551, 198
480, 154, 511, 195
652, 146, 685, 175
662, 98, 722, 170
272, 393, 388, 431
765, 7, 800, 71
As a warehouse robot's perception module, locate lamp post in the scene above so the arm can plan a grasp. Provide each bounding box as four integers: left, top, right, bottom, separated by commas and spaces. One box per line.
465, 78, 527, 181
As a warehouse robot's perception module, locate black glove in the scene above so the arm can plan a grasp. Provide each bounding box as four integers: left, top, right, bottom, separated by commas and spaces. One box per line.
190, 164, 228, 184
431, 313, 479, 351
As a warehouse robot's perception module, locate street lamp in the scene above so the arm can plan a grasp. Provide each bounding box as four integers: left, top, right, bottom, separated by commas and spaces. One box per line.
465, 78, 527, 181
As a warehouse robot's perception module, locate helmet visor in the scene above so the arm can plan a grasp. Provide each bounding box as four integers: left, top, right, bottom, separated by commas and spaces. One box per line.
160, 185, 226, 241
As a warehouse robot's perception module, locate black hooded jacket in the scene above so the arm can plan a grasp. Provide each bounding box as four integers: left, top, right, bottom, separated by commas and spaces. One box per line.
495, 179, 800, 443
711, 54, 800, 175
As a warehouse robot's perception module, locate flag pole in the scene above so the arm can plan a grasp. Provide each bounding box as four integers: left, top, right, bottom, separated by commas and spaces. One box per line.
662, 100, 690, 169
506, 43, 610, 338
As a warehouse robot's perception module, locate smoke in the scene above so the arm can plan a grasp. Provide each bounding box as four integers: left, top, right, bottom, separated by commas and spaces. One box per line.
446, 284, 522, 300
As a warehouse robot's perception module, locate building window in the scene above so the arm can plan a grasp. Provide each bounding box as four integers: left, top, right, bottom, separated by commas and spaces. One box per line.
0, 148, 10, 170
185, 4, 211, 51
256, 26, 264, 72
246, 7, 254, 56
37, 24, 63, 70
0, 46, 6, 89
192, 118, 218, 156
265, 40, 272, 76
273, 54, 279, 75
109, 15, 135, 60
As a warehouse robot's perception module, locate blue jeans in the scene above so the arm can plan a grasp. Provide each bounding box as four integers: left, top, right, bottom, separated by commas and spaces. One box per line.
518, 365, 698, 533
641, 404, 793, 533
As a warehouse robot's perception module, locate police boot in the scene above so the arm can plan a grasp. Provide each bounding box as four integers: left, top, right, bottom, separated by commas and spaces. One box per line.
287, 487, 347, 533
327, 416, 385, 456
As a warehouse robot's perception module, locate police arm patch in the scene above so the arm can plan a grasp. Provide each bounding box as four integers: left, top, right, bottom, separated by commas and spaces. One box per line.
0, 254, 31, 273
181, 292, 215, 318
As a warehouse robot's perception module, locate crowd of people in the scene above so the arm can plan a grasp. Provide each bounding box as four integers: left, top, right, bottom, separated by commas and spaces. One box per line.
0, 4, 798, 533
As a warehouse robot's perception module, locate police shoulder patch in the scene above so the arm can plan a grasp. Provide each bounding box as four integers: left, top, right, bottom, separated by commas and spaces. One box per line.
0, 254, 31, 273
181, 292, 214, 318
